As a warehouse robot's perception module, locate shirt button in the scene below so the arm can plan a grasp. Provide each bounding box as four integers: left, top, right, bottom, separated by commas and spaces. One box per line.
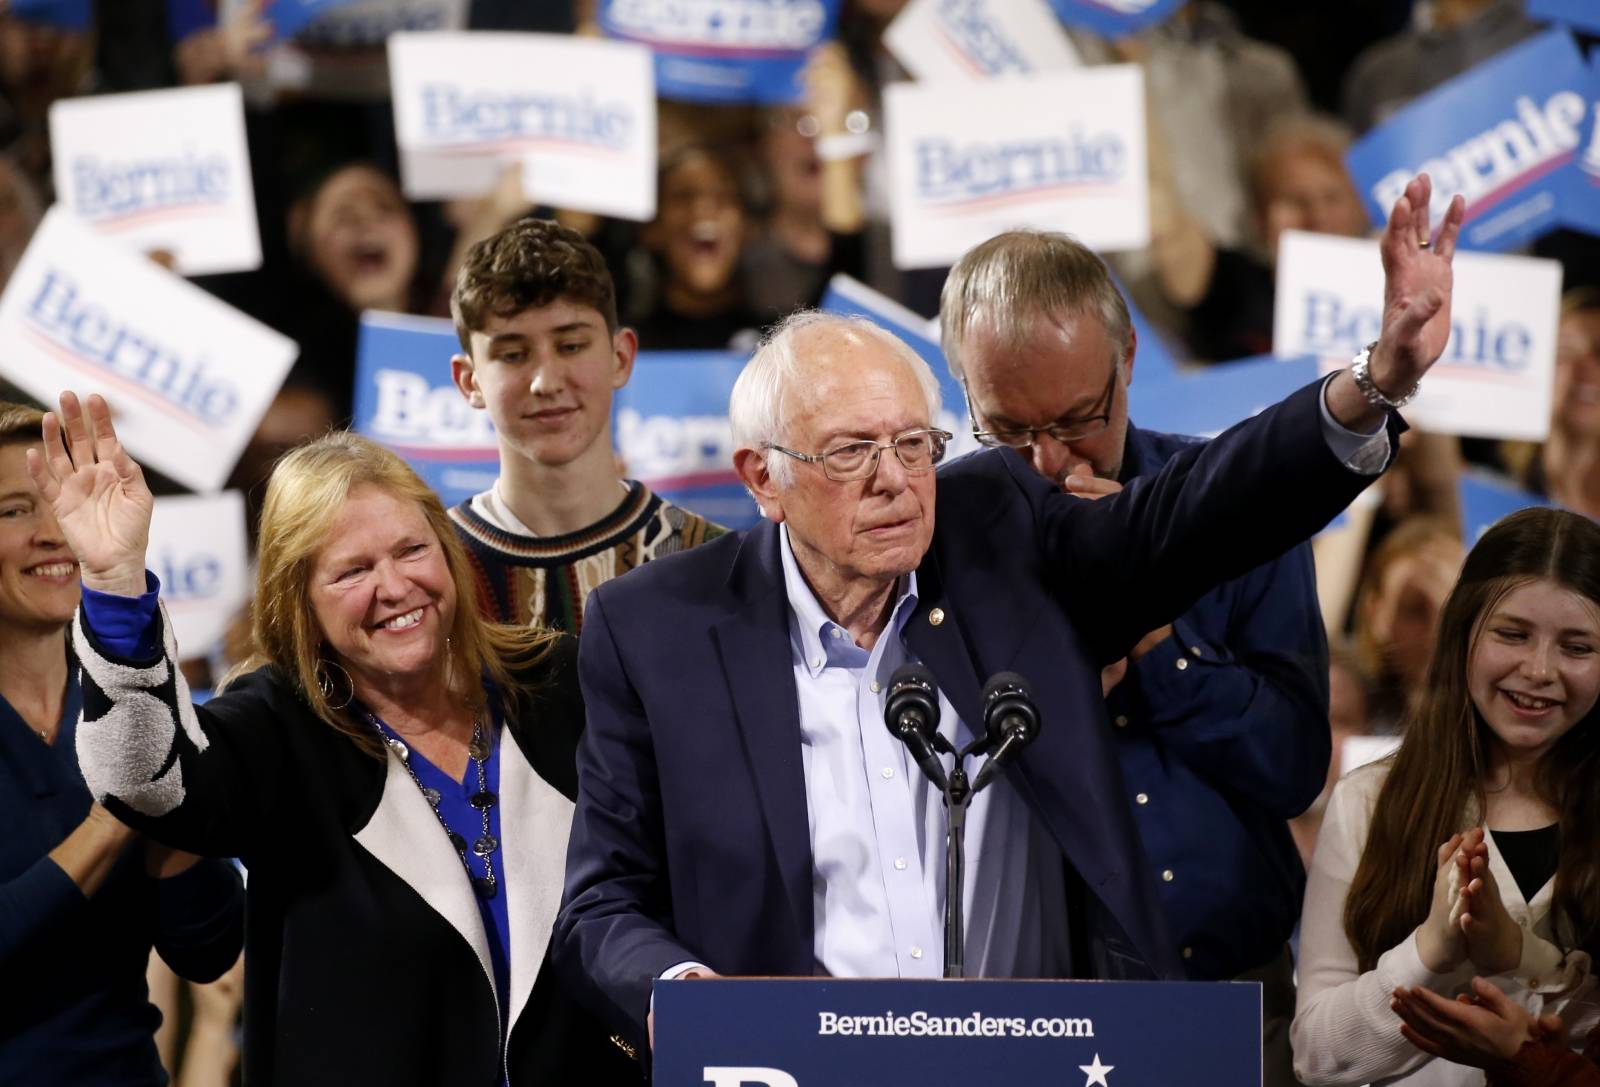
1175, 658, 1189, 671
810, 657, 822, 669
830, 628, 843, 638
881, 767, 895, 780
1190, 646, 1202, 656
1182, 947, 1193, 959
870, 681, 881, 693
1135, 792, 1149, 805
894, 858, 907, 870
910, 946, 924, 959
1113, 715, 1129, 728
1162, 869, 1175, 882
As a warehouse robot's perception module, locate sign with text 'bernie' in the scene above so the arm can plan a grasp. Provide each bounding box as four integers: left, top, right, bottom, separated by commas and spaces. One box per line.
0, 209, 297, 493
884, 0, 1080, 83
884, 64, 1148, 269
1044, 0, 1187, 38
352, 311, 498, 511
388, 32, 657, 220
49, 84, 262, 277
1346, 29, 1595, 253
1528, 0, 1600, 37
654, 976, 1260, 1086
1272, 230, 1562, 442
614, 351, 757, 530
148, 491, 250, 660
599, 0, 841, 106
1562, 55, 1600, 237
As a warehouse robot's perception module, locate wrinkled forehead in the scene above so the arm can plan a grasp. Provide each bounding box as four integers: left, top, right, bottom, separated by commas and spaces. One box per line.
782, 328, 933, 436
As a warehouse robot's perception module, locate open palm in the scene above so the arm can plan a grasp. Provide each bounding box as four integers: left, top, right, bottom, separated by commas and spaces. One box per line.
1379, 174, 1466, 389
27, 392, 154, 595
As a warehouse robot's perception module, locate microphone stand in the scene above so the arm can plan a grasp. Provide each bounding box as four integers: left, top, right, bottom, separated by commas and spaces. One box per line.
933, 734, 996, 979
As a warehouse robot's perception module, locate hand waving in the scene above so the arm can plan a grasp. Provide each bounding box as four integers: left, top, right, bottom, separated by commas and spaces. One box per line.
1373, 174, 1467, 395
26, 392, 153, 597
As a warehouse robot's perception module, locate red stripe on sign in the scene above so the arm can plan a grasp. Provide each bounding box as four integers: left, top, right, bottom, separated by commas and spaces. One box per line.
927, 181, 1122, 215
22, 325, 214, 434
91, 201, 228, 233
1461, 150, 1576, 225
418, 136, 628, 158
934, 24, 989, 79
608, 33, 799, 59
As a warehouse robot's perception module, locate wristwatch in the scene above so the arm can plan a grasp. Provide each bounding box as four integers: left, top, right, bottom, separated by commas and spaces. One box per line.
1351, 342, 1419, 410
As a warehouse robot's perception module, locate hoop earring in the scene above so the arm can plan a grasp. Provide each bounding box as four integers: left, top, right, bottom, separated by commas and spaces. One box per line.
316, 658, 355, 710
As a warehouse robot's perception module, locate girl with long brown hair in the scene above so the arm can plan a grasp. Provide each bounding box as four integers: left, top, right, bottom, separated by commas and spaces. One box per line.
1292, 507, 1600, 1085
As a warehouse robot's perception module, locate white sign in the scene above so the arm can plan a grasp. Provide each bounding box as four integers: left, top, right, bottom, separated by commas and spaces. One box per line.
0, 208, 299, 493
1273, 230, 1561, 441
388, 31, 657, 220
885, 0, 1079, 83
884, 65, 1148, 269
49, 84, 262, 276
148, 491, 250, 660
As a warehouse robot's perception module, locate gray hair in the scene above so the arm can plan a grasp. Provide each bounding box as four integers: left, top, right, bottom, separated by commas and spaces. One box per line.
938, 230, 1131, 381
729, 310, 942, 487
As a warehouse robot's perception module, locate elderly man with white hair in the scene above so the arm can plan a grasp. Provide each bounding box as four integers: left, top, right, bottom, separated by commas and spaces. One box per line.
554, 176, 1466, 1060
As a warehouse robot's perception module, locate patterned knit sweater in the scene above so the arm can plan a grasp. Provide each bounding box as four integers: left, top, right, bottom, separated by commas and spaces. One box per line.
449, 482, 726, 635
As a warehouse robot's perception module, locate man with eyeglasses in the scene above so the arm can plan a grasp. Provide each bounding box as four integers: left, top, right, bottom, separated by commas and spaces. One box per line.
940, 230, 1329, 1087
555, 175, 1463, 1067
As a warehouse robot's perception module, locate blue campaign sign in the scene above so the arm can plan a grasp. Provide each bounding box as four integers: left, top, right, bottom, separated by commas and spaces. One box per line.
351, 312, 500, 511
1128, 353, 1320, 439
598, 0, 842, 105
166, 0, 359, 41
1045, 0, 1186, 38
654, 976, 1260, 1086
1346, 29, 1593, 253
614, 351, 758, 529
1459, 470, 1551, 544
13, 0, 92, 30
1529, 0, 1600, 36
1563, 56, 1600, 237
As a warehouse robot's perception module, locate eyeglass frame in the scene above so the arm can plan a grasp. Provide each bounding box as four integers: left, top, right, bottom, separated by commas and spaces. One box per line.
966, 362, 1123, 450
764, 427, 955, 482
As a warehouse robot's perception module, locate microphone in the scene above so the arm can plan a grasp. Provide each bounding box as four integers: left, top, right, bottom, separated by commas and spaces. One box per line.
883, 663, 948, 791
971, 672, 1039, 793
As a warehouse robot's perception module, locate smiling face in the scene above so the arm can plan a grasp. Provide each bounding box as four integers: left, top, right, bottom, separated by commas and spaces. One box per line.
1468, 578, 1600, 765
1554, 308, 1600, 440
649, 151, 746, 300
0, 440, 79, 633
302, 165, 420, 313
746, 329, 937, 603
452, 299, 635, 472
306, 484, 457, 694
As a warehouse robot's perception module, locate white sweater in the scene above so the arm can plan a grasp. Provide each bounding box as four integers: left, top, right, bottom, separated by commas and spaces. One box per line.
1292, 761, 1599, 1086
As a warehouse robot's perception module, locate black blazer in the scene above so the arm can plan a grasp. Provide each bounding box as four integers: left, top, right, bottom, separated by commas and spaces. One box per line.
556, 378, 1397, 1050
74, 618, 636, 1087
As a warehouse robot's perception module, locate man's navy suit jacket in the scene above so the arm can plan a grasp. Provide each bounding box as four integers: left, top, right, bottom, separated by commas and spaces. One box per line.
555, 380, 1390, 1048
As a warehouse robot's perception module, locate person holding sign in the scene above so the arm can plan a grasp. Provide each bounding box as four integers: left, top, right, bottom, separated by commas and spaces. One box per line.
29, 401, 635, 1087
555, 175, 1464, 1058
1292, 506, 1600, 1084
0, 401, 244, 1085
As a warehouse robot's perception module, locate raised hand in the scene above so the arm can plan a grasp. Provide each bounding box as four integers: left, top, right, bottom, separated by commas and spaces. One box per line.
26, 392, 154, 597
1373, 174, 1466, 396
1416, 833, 1467, 973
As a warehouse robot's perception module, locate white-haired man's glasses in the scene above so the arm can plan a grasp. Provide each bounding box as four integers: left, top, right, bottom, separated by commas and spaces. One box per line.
765, 428, 954, 482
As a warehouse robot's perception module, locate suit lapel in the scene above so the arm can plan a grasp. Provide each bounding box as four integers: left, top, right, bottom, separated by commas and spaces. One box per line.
710, 523, 813, 943
500, 728, 572, 1040
902, 546, 986, 738
353, 747, 495, 1001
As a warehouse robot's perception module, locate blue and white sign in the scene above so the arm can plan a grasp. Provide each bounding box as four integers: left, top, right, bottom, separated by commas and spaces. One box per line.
0, 209, 297, 493
283, 0, 463, 46
598, 0, 842, 106
1562, 56, 1600, 237
1346, 29, 1593, 253
258, 0, 468, 103
12, 0, 92, 30
1528, 0, 1600, 37
1459, 470, 1552, 545
1130, 354, 1320, 439
1044, 0, 1187, 38
352, 311, 498, 511
655, 976, 1260, 1086
388, 31, 657, 219
168, 0, 361, 40
1272, 230, 1563, 442
884, 64, 1148, 269
884, 0, 1079, 83
613, 351, 756, 530
49, 84, 262, 276
147, 491, 250, 660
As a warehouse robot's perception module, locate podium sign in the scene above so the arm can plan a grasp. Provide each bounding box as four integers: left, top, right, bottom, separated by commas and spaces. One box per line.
654, 977, 1261, 1086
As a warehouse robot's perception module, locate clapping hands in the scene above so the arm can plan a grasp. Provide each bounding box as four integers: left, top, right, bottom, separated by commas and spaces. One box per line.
1416, 829, 1523, 975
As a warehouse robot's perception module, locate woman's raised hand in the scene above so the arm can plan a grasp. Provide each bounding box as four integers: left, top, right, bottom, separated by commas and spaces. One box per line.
1417, 832, 1468, 973
26, 392, 154, 598
1456, 834, 1523, 974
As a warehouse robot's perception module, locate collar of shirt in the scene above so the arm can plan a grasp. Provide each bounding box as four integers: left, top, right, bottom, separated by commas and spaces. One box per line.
778, 524, 920, 677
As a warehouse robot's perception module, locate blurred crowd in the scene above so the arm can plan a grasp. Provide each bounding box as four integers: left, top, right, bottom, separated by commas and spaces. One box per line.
0, 0, 1598, 1082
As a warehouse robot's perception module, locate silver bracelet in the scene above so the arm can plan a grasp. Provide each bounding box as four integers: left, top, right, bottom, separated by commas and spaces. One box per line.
1351, 342, 1419, 410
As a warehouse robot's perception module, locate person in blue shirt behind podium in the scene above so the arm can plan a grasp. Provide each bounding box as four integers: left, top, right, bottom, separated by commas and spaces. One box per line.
938, 230, 1329, 1087
24, 405, 635, 1087
555, 175, 1464, 1060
